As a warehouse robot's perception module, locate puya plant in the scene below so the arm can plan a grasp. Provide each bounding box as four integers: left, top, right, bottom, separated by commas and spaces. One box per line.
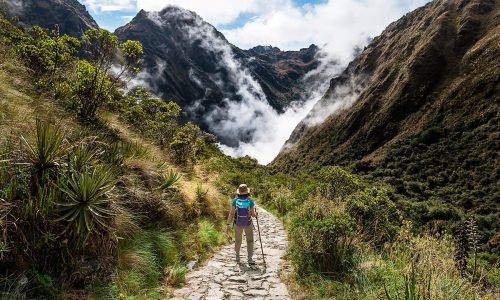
56, 167, 117, 239
158, 169, 182, 191
21, 119, 67, 185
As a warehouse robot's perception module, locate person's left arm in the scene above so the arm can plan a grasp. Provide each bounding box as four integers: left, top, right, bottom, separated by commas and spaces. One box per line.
249, 200, 257, 217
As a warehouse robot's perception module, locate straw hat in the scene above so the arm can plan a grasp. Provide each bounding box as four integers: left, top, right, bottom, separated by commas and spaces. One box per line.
236, 184, 250, 195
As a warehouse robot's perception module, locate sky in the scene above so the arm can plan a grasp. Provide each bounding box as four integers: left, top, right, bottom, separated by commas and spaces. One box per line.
79, 0, 430, 51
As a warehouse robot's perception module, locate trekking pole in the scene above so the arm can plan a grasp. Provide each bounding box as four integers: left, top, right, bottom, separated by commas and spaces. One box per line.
255, 207, 266, 268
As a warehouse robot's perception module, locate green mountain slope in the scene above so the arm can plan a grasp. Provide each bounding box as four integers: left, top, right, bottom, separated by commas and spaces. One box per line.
273, 0, 499, 239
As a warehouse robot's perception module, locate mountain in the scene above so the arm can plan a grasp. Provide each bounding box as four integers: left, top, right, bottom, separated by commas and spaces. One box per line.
115, 7, 320, 144
273, 0, 499, 235
2, 0, 97, 37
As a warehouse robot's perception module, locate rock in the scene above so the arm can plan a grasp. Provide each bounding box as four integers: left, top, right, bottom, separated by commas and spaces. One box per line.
244, 289, 269, 297
228, 276, 247, 283
187, 260, 197, 270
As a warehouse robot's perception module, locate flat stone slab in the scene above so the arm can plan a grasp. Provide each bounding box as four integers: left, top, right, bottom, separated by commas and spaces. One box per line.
171, 208, 291, 299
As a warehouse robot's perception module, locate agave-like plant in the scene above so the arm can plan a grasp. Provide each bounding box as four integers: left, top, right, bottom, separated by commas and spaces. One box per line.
158, 169, 182, 191
21, 119, 67, 181
68, 143, 100, 173
56, 167, 117, 236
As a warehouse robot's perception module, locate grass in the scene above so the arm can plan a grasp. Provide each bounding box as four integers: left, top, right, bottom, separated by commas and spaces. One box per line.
117, 230, 179, 297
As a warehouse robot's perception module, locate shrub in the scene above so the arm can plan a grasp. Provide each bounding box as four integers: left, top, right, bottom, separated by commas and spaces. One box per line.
122, 88, 181, 145
289, 196, 358, 275
346, 186, 400, 245
16, 26, 79, 79
73, 28, 142, 121
315, 166, 363, 200
170, 122, 203, 165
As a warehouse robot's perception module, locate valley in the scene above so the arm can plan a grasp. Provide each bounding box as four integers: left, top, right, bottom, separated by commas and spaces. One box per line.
0, 0, 498, 299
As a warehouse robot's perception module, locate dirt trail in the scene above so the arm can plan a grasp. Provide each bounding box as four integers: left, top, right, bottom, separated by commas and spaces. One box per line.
171, 208, 291, 300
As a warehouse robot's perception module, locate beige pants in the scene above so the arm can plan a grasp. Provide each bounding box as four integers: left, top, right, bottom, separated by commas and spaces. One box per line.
234, 225, 254, 260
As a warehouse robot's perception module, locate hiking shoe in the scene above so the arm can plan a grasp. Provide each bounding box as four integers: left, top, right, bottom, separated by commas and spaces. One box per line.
248, 259, 256, 265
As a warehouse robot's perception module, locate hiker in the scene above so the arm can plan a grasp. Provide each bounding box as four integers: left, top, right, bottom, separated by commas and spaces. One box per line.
226, 184, 256, 264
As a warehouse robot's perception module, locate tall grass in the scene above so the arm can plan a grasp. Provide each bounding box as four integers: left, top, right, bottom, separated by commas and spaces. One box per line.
197, 219, 223, 252
117, 229, 179, 297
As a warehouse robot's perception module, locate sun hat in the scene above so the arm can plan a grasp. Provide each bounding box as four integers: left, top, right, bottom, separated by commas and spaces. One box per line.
236, 184, 250, 195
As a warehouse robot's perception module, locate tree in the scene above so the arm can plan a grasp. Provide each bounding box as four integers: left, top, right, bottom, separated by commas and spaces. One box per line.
170, 122, 202, 165
122, 87, 182, 145
16, 26, 79, 80
73, 28, 143, 121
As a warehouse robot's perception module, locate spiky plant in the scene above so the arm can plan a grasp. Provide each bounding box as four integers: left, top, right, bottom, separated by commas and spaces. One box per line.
21, 119, 66, 183
103, 142, 125, 166
56, 167, 117, 237
384, 261, 432, 300
158, 169, 181, 191
68, 143, 100, 173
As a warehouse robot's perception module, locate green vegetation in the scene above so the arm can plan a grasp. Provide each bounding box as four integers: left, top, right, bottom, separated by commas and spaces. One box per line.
0, 11, 227, 298
206, 153, 498, 299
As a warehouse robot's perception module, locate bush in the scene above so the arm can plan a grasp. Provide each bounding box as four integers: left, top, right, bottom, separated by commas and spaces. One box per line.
289, 196, 358, 275
346, 186, 400, 245
315, 166, 363, 200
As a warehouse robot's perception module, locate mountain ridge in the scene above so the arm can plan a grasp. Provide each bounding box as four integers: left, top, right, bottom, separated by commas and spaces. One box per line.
115, 6, 321, 145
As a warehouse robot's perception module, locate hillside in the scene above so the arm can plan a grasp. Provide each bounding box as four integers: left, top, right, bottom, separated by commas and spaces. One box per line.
115, 7, 320, 145
273, 0, 499, 238
1, 0, 97, 37
0, 14, 232, 298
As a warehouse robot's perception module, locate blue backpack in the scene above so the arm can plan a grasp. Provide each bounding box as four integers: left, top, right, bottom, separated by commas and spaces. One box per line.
234, 197, 252, 226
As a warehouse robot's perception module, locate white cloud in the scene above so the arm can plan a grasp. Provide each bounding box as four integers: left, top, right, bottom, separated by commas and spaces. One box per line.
82, 0, 136, 12
223, 0, 430, 60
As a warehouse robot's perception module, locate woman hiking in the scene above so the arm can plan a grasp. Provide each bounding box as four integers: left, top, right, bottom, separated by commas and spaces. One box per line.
226, 184, 256, 264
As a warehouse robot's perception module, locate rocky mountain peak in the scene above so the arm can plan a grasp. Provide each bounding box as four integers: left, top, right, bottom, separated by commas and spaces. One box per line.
2, 0, 97, 37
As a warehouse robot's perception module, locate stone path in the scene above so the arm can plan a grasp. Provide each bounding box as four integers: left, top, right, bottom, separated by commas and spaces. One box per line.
171, 208, 291, 299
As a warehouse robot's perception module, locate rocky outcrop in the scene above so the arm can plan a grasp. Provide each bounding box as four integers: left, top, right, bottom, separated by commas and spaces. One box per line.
2, 0, 98, 37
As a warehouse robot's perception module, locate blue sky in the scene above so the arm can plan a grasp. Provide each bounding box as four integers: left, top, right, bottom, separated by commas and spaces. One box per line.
80, 0, 430, 51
